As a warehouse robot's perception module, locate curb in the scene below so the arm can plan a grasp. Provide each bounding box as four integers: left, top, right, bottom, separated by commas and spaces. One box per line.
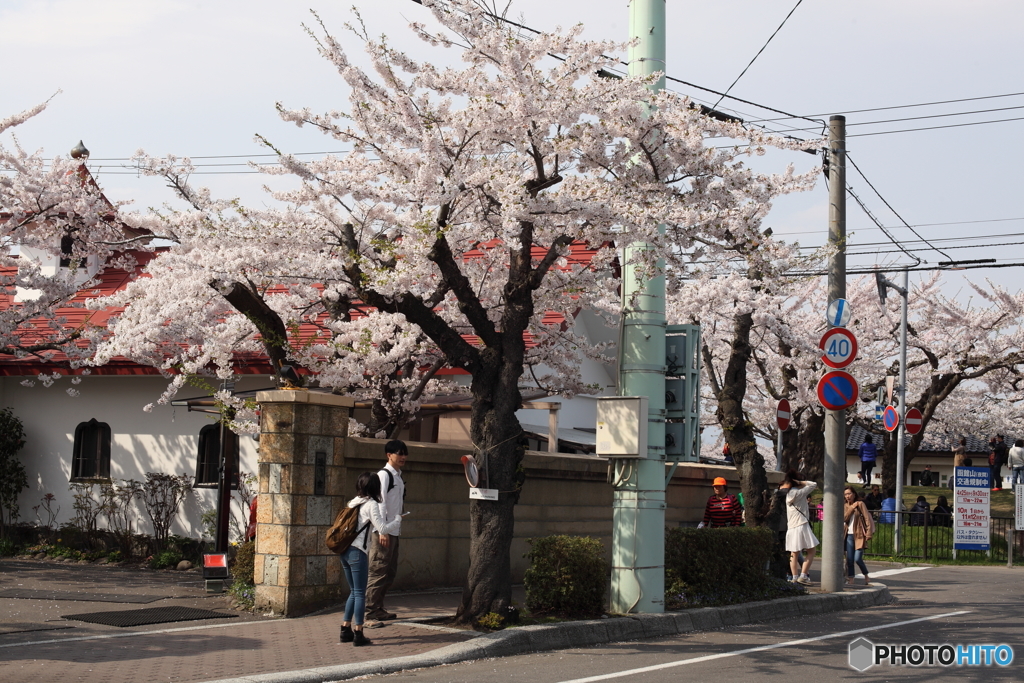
199, 584, 892, 683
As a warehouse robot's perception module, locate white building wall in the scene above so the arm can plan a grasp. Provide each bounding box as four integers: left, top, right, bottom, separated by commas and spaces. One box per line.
2, 374, 263, 541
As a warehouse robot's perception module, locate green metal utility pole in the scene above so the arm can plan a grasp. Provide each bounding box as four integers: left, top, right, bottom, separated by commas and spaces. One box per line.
610, 0, 667, 615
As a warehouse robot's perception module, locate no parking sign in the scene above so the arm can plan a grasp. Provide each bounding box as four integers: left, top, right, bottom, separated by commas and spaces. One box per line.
816, 370, 859, 411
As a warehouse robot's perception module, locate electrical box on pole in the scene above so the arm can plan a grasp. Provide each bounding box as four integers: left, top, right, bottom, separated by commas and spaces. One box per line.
597, 397, 650, 458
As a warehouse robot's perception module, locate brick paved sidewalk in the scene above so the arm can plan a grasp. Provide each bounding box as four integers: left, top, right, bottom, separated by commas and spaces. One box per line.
0, 558, 473, 683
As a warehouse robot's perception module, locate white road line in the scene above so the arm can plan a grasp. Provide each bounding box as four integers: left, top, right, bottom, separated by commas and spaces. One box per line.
866, 566, 931, 579
554, 610, 971, 683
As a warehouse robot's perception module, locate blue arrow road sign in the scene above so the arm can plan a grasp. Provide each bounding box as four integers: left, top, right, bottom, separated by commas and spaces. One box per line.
827, 298, 852, 327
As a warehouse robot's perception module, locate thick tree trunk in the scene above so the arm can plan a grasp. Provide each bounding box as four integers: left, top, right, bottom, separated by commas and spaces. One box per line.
454, 349, 526, 627
715, 311, 772, 525
781, 409, 826, 481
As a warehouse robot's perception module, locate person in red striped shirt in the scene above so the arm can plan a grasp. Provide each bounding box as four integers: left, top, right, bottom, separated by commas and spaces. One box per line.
701, 477, 744, 528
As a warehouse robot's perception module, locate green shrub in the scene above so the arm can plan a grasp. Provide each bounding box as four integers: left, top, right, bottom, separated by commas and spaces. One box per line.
107, 550, 124, 563
169, 534, 203, 559
665, 526, 793, 608
149, 549, 183, 569
524, 535, 607, 617
231, 540, 255, 584
0, 537, 19, 556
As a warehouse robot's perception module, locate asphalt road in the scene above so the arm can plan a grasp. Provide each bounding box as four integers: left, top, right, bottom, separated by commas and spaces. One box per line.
382, 565, 1023, 682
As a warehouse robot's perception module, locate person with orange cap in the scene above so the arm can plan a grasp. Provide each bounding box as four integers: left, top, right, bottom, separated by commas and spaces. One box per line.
700, 477, 744, 528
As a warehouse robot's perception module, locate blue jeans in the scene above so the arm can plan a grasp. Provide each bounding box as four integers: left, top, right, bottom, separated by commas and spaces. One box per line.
1012, 467, 1024, 490
846, 534, 868, 578
341, 546, 369, 625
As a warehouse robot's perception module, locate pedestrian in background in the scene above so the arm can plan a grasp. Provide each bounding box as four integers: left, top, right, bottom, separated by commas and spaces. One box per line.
863, 484, 883, 513
843, 487, 874, 585
878, 488, 899, 524
1008, 439, 1024, 490
859, 435, 878, 486
992, 435, 1009, 490
701, 477, 744, 527
952, 437, 967, 467
909, 495, 930, 526
932, 495, 953, 527
365, 439, 408, 622
919, 465, 935, 487
780, 470, 818, 585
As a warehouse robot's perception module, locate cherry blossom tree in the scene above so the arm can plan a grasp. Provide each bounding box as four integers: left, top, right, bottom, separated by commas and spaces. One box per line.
93, 1, 817, 623
686, 268, 1024, 505
1, 101, 141, 368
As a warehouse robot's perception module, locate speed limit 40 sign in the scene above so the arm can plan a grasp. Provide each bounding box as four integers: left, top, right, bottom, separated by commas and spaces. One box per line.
819, 327, 858, 369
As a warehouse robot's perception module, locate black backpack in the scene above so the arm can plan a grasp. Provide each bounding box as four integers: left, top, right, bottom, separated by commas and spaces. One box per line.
325, 503, 371, 553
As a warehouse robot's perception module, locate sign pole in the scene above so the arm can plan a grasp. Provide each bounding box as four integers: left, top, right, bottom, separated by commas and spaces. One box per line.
894, 269, 909, 554
822, 114, 847, 593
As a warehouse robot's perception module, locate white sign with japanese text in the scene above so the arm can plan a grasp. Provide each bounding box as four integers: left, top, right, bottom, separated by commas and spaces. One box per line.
1016, 485, 1024, 532
953, 466, 991, 551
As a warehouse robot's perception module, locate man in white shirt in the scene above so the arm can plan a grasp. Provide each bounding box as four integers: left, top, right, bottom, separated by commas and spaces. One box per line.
365, 439, 407, 621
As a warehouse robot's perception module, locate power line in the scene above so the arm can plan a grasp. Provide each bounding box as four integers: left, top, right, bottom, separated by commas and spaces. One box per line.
711, 0, 805, 110
774, 216, 1024, 237
752, 91, 1024, 122
846, 153, 953, 261
768, 105, 1024, 133
849, 115, 1024, 138
844, 182, 921, 266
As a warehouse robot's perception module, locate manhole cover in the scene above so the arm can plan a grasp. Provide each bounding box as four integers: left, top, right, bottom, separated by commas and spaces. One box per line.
62, 606, 237, 627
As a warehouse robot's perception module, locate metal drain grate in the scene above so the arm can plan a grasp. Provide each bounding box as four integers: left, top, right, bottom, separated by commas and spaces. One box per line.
62, 606, 238, 627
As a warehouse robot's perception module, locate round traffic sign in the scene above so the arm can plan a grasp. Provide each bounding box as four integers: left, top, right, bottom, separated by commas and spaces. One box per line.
777, 398, 791, 431
819, 327, 858, 369
905, 407, 923, 435
883, 405, 899, 432
826, 298, 852, 327
816, 370, 859, 411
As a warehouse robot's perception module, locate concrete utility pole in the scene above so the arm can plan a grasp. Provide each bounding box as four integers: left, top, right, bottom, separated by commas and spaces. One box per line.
822, 115, 847, 593
610, 0, 666, 614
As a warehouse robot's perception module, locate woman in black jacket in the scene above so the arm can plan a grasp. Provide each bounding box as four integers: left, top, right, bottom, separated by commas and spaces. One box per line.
931, 495, 953, 527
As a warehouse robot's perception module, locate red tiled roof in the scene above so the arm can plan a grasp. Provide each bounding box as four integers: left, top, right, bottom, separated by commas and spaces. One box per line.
1, 239, 609, 377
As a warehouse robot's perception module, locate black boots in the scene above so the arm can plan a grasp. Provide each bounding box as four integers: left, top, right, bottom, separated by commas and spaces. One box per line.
340, 624, 353, 643
353, 629, 372, 647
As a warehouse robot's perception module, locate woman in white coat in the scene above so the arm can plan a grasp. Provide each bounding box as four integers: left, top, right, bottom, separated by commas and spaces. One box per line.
340, 472, 401, 646
780, 469, 819, 585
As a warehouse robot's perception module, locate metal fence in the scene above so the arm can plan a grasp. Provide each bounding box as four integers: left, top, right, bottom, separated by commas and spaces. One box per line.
812, 513, 1020, 563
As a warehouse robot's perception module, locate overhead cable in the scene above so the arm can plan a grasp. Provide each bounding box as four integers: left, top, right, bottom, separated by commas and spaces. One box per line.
846, 153, 953, 261
711, 0, 805, 110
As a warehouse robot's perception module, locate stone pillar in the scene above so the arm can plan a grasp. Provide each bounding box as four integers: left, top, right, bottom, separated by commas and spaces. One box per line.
253, 390, 354, 617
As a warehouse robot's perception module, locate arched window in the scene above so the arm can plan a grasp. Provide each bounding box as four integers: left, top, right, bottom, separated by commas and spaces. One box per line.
71, 418, 111, 481
194, 422, 239, 489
